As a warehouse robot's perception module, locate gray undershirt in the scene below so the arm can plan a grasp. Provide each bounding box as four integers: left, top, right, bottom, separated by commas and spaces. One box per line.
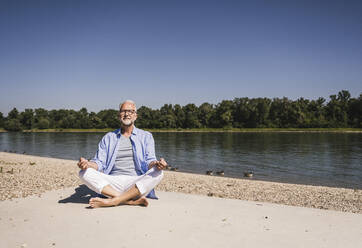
110, 136, 137, 176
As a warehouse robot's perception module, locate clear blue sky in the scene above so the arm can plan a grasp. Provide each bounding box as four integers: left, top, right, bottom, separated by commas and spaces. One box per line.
1, 0, 361, 115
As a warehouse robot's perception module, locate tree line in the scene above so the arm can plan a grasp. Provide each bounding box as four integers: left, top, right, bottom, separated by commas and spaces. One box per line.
1, 90, 361, 131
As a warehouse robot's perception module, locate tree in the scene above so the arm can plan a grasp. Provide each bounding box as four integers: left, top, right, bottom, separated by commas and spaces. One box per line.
1, 90, 360, 131
307, 97, 327, 127
78, 107, 92, 129
19, 109, 34, 129
97, 109, 119, 128
159, 104, 177, 128
159, 114, 177, 128
198, 102, 213, 128
8, 108, 19, 119
183, 104, 200, 128
0, 112, 4, 128
136, 106, 153, 128
89, 112, 105, 128
212, 100, 234, 128
4, 119, 22, 131
348, 93, 362, 127
34, 108, 50, 128
173, 104, 185, 128
233, 97, 250, 128
326, 90, 351, 127
37, 118, 50, 129
49, 109, 68, 128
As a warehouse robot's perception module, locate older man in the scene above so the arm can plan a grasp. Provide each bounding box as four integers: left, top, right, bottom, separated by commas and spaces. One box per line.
77, 100, 167, 208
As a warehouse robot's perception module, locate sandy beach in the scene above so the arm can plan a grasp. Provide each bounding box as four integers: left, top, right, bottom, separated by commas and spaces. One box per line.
1, 152, 362, 247
0, 152, 361, 213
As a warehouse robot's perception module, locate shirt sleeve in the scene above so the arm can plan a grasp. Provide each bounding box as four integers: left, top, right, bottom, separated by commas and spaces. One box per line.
90, 135, 108, 172
145, 132, 157, 170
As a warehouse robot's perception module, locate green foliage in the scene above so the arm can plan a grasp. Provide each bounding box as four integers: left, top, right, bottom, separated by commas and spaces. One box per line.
8, 108, 19, 119
4, 119, 22, 131
20, 109, 34, 129
37, 118, 50, 129
2, 90, 361, 132
0, 112, 4, 128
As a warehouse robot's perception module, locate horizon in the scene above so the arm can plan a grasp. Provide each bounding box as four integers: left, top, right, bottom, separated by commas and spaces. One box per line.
1, 0, 361, 115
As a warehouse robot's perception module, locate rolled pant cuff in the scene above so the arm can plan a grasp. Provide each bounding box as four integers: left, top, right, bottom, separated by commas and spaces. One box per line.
135, 181, 147, 196
98, 182, 112, 195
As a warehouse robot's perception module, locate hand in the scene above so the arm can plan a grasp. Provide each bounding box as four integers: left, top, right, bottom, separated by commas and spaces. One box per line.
78, 157, 89, 170
155, 158, 167, 170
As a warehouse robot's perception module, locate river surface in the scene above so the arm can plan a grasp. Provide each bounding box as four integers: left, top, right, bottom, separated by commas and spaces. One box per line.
0, 132, 361, 189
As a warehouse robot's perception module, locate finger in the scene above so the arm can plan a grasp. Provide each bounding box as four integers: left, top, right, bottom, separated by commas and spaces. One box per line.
160, 160, 167, 166
81, 160, 89, 166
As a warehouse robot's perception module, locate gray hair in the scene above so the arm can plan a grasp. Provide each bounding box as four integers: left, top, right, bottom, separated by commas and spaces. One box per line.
119, 100, 137, 110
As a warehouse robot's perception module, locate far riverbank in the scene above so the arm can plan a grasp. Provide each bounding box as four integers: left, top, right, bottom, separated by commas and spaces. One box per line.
1, 127, 362, 133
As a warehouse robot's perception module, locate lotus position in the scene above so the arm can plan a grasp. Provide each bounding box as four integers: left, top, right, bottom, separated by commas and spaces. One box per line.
77, 100, 167, 208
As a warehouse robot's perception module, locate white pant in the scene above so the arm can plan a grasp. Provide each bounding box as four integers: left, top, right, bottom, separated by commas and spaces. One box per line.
79, 167, 163, 197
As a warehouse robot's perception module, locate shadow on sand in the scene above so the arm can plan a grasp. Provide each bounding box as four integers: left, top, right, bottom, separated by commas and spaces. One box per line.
58, 184, 100, 204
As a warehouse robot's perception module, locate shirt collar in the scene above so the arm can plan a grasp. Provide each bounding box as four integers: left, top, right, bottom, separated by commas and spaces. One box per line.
116, 126, 138, 136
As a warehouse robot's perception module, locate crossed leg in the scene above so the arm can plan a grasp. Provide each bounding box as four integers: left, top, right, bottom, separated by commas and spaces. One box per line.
89, 184, 148, 208
79, 168, 163, 208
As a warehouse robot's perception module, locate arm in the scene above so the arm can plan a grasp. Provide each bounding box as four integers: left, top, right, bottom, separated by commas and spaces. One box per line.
77, 134, 108, 172
145, 132, 157, 170
90, 135, 109, 172
144, 132, 168, 170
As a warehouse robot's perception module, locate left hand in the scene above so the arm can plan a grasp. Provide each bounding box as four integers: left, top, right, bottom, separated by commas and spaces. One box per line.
155, 158, 167, 170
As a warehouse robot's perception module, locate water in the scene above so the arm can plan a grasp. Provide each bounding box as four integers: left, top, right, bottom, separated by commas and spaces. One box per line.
0, 132, 361, 189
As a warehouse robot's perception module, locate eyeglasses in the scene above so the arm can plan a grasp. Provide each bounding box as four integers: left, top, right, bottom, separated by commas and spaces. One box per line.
120, 109, 136, 115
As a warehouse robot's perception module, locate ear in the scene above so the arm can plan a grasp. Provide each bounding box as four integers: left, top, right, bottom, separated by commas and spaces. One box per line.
134, 112, 138, 121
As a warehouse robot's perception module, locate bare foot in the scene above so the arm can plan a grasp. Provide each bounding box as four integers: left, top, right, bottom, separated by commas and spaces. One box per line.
127, 197, 149, 207
89, 197, 115, 208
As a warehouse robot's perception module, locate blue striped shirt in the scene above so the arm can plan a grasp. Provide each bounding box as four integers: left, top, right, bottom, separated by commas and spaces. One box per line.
90, 126, 159, 199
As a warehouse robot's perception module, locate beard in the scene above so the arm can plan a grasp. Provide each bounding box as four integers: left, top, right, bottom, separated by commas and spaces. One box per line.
120, 118, 134, 126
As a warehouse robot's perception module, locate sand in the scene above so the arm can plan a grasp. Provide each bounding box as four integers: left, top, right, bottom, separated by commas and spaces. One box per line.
0, 188, 361, 248
1, 152, 362, 247
0, 152, 361, 213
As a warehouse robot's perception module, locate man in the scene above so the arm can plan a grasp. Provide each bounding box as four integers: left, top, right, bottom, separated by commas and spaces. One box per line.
77, 100, 167, 208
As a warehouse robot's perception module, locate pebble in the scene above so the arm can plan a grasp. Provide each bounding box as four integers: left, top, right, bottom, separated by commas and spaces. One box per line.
1, 152, 361, 214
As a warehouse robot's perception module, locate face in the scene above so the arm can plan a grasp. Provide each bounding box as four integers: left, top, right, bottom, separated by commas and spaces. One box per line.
119, 102, 137, 127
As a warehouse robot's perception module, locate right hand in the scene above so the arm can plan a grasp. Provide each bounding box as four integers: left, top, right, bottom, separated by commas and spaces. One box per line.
77, 157, 89, 170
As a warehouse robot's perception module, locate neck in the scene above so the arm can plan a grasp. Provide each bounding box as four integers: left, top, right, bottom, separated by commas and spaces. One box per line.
121, 125, 134, 137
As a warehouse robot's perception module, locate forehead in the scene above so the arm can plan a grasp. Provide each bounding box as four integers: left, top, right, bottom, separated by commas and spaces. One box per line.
120, 102, 136, 110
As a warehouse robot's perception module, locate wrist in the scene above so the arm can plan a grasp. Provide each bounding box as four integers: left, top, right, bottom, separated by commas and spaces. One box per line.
88, 161, 97, 170
149, 161, 157, 169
